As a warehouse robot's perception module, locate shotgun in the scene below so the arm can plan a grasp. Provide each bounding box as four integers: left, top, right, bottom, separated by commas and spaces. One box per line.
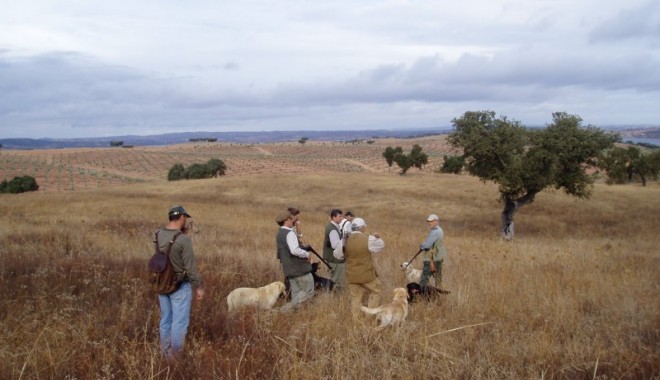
403, 249, 424, 269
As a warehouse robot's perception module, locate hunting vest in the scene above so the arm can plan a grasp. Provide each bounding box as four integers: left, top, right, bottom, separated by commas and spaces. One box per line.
322, 222, 344, 263
277, 228, 312, 278
345, 233, 377, 284
425, 226, 448, 262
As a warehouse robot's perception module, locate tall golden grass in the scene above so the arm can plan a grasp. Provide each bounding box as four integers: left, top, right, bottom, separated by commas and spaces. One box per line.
1, 152, 658, 378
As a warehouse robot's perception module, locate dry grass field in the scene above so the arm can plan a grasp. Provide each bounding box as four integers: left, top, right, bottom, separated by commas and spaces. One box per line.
0, 136, 658, 379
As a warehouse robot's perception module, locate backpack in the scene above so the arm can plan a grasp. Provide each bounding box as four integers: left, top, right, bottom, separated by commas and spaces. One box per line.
147, 229, 183, 295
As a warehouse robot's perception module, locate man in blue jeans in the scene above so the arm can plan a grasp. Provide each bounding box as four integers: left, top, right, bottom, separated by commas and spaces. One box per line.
157, 205, 204, 359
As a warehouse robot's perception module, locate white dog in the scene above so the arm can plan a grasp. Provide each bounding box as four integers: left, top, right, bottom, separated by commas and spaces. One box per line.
400, 261, 422, 284
361, 287, 409, 331
226, 281, 286, 313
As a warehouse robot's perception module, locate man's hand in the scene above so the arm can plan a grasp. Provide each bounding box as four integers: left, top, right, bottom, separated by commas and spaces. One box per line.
195, 288, 204, 301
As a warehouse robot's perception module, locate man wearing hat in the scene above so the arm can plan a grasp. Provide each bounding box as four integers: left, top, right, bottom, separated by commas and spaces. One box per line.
419, 214, 448, 289
157, 205, 204, 359
343, 217, 385, 319
276, 211, 314, 311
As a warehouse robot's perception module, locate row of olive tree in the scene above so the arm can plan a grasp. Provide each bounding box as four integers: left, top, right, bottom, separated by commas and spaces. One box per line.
382, 144, 429, 174
1, 176, 39, 194
168, 158, 227, 181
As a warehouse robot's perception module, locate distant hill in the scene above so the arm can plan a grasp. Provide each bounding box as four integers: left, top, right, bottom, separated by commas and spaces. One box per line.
2, 125, 658, 150
0, 128, 451, 150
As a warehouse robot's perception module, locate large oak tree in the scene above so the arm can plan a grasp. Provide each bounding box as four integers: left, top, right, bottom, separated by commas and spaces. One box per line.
448, 111, 618, 240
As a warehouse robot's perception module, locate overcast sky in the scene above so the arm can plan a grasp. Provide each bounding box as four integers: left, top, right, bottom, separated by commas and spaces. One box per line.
1, 0, 658, 139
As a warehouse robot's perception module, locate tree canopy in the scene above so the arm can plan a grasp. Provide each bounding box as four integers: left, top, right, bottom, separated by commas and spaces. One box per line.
448, 111, 618, 239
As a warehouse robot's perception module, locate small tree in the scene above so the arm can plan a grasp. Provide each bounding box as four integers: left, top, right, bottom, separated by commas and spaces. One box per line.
600, 146, 660, 186
384, 145, 427, 174
0, 176, 39, 194
206, 158, 227, 177
440, 155, 464, 174
448, 111, 617, 240
110, 141, 124, 147
167, 163, 186, 181
298, 137, 309, 145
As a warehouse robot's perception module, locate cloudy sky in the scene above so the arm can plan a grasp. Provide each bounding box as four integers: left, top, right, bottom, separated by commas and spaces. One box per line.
1, 0, 658, 139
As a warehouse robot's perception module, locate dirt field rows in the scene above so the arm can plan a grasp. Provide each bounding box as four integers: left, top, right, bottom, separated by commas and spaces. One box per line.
0, 136, 455, 192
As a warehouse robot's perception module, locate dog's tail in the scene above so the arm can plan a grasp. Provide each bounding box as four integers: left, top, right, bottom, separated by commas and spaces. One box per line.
360, 305, 381, 315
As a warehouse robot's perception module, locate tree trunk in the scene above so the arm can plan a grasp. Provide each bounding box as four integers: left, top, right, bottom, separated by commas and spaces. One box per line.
501, 192, 538, 241
501, 197, 517, 241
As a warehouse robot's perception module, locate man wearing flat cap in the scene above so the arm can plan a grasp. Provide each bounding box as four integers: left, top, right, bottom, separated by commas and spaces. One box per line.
276, 211, 314, 311
419, 214, 448, 290
156, 205, 204, 359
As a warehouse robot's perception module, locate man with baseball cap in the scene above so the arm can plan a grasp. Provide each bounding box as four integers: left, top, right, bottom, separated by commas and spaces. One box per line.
157, 205, 204, 359
419, 213, 448, 289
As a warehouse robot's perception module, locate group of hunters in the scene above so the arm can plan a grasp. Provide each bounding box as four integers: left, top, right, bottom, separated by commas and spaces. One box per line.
154, 205, 448, 359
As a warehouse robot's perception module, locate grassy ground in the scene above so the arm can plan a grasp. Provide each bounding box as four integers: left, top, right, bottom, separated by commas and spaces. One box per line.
0, 171, 658, 379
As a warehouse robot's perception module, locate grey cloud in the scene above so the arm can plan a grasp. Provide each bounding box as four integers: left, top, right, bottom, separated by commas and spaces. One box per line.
589, 1, 660, 43
268, 48, 660, 107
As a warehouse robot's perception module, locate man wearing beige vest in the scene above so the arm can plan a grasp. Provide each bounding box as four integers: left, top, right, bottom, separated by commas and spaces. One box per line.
341, 217, 385, 319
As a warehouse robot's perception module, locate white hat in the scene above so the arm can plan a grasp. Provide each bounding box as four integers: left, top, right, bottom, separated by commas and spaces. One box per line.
351, 217, 366, 230
426, 214, 439, 222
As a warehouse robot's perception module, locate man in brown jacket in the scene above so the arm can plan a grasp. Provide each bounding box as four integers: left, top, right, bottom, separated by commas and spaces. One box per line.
343, 217, 385, 319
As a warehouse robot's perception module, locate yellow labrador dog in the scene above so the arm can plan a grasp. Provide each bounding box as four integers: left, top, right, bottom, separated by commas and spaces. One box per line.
360, 287, 409, 331
226, 281, 286, 313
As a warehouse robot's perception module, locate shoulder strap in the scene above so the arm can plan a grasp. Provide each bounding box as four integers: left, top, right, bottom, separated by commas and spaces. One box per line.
153, 229, 160, 254
164, 231, 183, 256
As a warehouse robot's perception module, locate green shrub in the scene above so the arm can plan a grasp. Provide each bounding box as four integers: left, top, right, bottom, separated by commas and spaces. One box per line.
168, 159, 227, 181
167, 163, 186, 181
440, 155, 465, 174
184, 163, 213, 179
0, 176, 39, 194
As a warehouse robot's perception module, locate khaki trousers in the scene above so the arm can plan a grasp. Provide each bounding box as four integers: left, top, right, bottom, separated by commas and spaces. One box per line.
348, 278, 382, 319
